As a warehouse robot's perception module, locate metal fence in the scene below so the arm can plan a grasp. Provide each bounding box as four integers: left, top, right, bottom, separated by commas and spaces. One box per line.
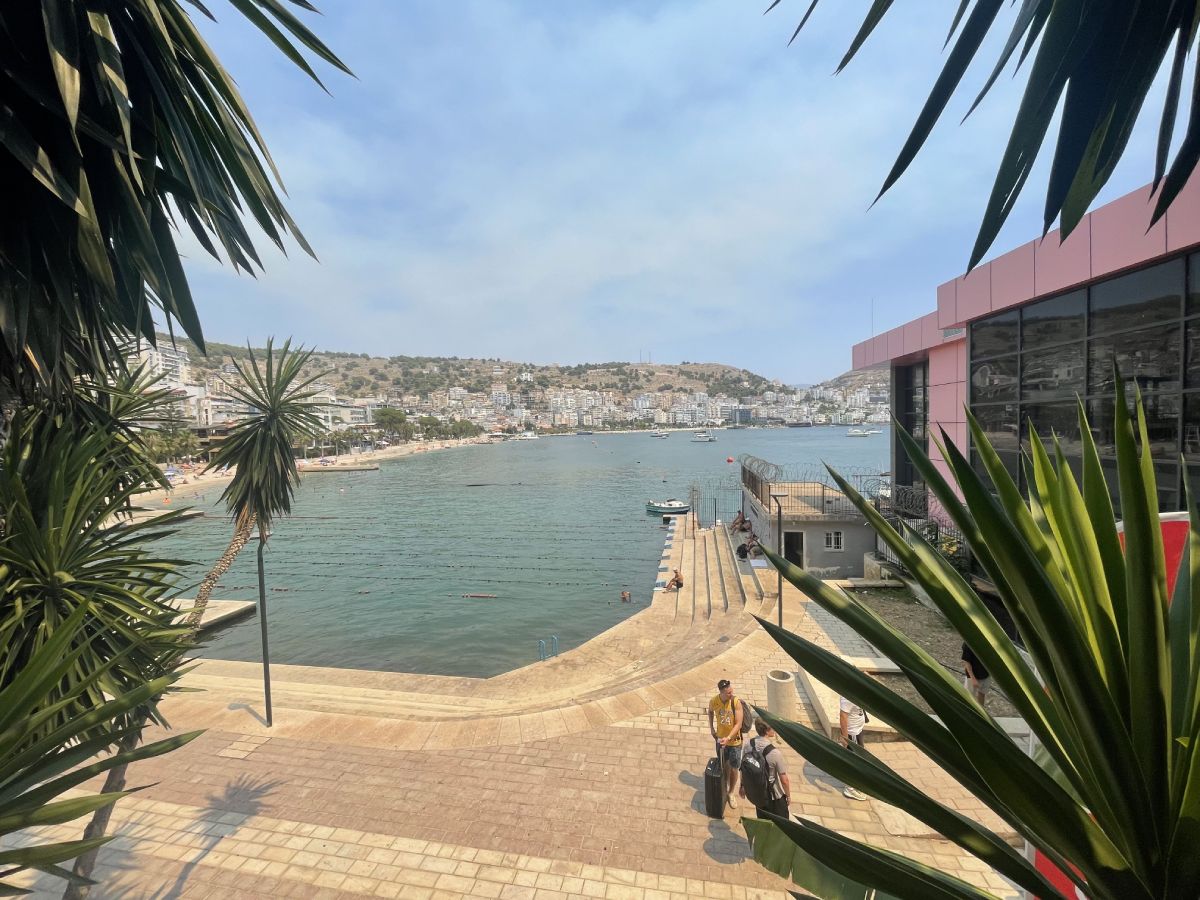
874, 483, 971, 574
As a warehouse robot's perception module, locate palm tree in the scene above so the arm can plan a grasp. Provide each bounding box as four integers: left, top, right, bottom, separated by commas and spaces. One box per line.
746, 381, 1199, 899
0, 1, 350, 400
188, 339, 324, 725
776, 3, 1200, 268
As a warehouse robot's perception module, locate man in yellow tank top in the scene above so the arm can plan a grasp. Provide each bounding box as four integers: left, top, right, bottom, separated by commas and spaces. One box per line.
707, 678, 744, 808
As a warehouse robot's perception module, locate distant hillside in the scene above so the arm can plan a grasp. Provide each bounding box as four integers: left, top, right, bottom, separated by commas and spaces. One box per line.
162, 336, 778, 398
810, 364, 889, 395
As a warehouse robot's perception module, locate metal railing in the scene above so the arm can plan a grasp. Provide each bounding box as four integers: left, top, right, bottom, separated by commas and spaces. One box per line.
874, 486, 971, 575
738, 456, 886, 521
537, 635, 560, 662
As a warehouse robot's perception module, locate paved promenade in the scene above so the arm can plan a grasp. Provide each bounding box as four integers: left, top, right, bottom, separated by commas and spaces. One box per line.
6, 518, 1017, 899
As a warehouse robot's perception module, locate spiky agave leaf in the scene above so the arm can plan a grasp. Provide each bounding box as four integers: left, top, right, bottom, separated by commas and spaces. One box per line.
747, 378, 1198, 900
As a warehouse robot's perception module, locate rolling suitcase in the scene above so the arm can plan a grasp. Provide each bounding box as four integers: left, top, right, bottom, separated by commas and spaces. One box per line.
704, 742, 725, 818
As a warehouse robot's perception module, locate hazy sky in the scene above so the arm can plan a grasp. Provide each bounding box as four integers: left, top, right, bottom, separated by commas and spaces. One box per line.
182, 1, 1175, 384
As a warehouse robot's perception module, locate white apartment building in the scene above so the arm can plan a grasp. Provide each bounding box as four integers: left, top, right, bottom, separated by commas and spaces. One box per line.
133, 344, 190, 385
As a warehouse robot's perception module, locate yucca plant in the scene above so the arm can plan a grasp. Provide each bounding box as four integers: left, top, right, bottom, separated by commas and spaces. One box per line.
0, 603, 201, 896
774, 2, 1200, 268
192, 338, 324, 725
0, 1, 350, 400
0, 417, 193, 739
746, 381, 1199, 899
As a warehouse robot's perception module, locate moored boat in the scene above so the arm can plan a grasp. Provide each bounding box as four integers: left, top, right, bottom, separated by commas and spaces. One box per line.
691, 430, 716, 442
646, 499, 690, 515
846, 427, 869, 437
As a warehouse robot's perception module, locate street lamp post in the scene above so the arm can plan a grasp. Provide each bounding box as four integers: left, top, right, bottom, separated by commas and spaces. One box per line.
770, 492, 788, 628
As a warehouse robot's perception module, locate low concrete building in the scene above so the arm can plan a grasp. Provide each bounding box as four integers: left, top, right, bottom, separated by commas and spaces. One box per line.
737, 455, 880, 578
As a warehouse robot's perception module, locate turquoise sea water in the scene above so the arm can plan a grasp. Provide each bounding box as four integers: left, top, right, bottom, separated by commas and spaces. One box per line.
165, 428, 888, 677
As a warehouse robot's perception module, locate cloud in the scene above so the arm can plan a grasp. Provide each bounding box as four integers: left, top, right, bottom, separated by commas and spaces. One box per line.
180, 1, 1171, 383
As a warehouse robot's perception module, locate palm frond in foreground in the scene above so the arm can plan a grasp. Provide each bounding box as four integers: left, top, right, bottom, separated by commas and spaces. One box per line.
776, 2, 1200, 268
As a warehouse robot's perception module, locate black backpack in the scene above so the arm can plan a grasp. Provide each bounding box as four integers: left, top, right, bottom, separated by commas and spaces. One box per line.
739, 739, 776, 808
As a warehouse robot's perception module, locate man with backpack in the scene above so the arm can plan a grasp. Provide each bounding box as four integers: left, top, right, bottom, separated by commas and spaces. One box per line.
739, 720, 791, 819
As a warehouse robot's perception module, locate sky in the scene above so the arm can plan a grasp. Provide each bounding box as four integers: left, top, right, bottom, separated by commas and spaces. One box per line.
180, 1, 1179, 385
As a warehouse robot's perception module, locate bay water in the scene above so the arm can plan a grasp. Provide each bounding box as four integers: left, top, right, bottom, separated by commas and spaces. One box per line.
165, 428, 887, 677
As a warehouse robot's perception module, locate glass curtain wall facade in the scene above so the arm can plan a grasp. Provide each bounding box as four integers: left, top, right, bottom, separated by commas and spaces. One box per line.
969, 253, 1200, 511
893, 361, 929, 489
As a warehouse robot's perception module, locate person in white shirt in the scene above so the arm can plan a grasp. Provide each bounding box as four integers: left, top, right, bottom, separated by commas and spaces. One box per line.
838, 696, 869, 801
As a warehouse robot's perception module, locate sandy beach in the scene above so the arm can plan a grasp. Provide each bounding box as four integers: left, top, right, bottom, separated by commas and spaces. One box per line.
135, 436, 487, 510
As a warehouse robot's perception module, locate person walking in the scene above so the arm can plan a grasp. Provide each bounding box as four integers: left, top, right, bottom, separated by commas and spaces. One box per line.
707, 679, 744, 809
739, 720, 791, 820
962, 641, 990, 707
839, 695, 869, 801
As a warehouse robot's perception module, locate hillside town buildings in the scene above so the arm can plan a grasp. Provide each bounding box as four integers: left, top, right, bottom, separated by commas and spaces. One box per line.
129, 347, 889, 441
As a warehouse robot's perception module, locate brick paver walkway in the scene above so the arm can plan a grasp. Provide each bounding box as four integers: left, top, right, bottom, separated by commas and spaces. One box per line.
5, 521, 1018, 899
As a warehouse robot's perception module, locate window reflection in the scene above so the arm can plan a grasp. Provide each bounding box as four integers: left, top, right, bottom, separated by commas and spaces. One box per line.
973, 403, 1019, 452
1021, 402, 1083, 457
1022, 344, 1085, 401
1088, 393, 1180, 459
1090, 259, 1183, 335
971, 356, 1017, 402
1022, 290, 1084, 346
1088, 324, 1181, 395
1188, 320, 1200, 388
972, 310, 1018, 359
967, 256, 1193, 512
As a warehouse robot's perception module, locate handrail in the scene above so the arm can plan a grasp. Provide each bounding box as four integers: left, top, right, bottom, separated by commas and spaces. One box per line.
537, 639, 547, 662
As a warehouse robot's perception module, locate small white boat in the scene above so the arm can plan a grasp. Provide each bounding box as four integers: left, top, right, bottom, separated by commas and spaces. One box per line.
647, 499, 690, 515
866, 428, 883, 435
691, 430, 716, 442
516, 431, 539, 440
650, 429, 670, 438
846, 428, 870, 437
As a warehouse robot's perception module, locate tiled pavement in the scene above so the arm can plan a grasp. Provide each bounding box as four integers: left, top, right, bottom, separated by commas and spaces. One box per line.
5, 521, 1019, 899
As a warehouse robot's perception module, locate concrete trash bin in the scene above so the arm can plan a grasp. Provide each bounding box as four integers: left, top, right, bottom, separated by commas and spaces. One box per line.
766, 669, 797, 720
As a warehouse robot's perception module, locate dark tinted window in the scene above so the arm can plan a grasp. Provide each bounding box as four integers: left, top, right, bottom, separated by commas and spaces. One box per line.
973, 403, 1019, 452
1099, 459, 1180, 513
971, 355, 1017, 403
1088, 324, 1181, 395
972, 310, 1019, 359
1185, 394, 1200, 462
1090, 259, 1184, 335
1022, 290, 1084, 347
1089, 393, 1180, 459
1022, 343, 1085, 401
1022, 401, 1083, 457
1188, 319, 1200, 388
972, 448, 1020, 485
1190, 253, 1200, 316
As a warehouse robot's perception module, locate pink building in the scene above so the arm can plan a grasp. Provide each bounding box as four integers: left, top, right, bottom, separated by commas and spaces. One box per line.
853, 177, 1200, 511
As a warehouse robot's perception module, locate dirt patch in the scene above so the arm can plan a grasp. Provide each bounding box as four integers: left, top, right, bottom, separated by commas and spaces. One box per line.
845, 587, 1019, 720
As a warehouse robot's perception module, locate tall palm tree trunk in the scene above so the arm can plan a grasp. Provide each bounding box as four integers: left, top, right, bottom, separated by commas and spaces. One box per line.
67, 514, 257, 896
185, 513, 256, 635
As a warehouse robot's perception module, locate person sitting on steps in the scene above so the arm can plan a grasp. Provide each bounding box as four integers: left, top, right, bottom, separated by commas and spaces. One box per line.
666, 568, 684, 591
